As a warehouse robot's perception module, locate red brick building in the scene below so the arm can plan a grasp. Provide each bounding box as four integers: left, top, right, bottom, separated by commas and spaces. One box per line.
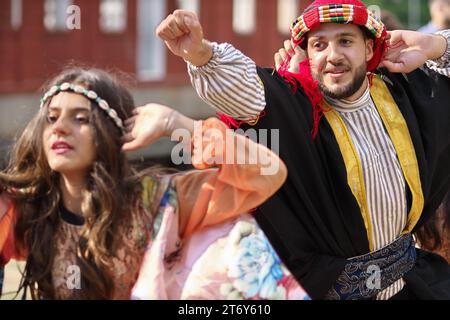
0, 0, 312, 94
0, 0, 312, 161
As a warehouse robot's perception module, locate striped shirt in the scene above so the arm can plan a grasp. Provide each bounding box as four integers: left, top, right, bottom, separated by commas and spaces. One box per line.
188, 42, 265, 120
188, 30, 450, 119
187, 30, 450, 300
326, 89, 407, 299
426, 29, 450, 77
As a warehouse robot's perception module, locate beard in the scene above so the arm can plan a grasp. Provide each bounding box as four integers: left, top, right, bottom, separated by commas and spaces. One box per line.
313, 62, 367, 100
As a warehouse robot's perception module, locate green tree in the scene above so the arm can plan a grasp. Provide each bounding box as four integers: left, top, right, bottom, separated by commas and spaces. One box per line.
362, 0, 431, 29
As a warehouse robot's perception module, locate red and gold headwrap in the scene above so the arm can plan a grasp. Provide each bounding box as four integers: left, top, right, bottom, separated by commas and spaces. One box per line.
290, 0, 387, 71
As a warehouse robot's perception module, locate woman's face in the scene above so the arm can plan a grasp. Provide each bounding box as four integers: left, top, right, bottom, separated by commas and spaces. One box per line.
43, 91, 96, 177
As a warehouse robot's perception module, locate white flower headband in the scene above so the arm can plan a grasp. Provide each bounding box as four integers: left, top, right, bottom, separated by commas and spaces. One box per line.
39, 82, 124, 132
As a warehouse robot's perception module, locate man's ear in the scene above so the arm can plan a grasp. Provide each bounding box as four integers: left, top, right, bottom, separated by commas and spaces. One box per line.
366, 38, 374, 62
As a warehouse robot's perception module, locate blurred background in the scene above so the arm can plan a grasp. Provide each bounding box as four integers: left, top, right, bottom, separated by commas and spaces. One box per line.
0, 0, 436, 169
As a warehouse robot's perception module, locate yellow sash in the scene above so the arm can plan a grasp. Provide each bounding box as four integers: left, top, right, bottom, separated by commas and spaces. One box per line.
322, 75, 424, 251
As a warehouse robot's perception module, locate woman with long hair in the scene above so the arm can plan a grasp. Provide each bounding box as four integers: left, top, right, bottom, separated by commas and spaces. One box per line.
0, 67, 299, 299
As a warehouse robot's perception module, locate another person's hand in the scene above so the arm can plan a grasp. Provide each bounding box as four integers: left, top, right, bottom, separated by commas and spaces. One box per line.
274, 40, 306, 73
156, 10, 212, 67
122, 104, 195, 152
122, 104, 172, 152
380, 30, 447, 73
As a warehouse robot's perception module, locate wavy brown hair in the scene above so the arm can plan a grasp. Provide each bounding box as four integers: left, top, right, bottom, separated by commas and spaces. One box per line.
0, 67, 143, 299
416, 190, 450, 262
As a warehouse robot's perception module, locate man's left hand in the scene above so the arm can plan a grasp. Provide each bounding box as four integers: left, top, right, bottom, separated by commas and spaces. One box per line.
380, 30, 447, 73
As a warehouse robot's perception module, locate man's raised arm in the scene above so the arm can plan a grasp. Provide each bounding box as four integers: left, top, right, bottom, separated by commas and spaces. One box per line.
156, 10, 266, 121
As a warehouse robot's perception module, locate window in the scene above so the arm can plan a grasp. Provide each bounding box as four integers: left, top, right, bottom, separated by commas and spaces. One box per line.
277, 0, 299, 34
11, 0, 22, 30
99, 0, 127, 33
44, 0, 72, 32
232, 0, 256, 35
137, 0, 166, 81
176, 0, 200, 17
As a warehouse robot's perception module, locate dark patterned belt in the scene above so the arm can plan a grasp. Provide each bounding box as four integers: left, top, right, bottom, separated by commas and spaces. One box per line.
325, 234, 417, 300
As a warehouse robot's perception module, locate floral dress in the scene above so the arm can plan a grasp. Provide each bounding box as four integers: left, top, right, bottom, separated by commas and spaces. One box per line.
132, 180, 310, 300
1, 118, 309, 299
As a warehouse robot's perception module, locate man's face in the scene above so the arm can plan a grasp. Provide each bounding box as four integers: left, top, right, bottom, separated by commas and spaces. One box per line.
307, 23, 374, 100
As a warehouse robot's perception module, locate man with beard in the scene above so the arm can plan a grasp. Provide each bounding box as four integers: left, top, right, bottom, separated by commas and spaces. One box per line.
156, 0, 450, 299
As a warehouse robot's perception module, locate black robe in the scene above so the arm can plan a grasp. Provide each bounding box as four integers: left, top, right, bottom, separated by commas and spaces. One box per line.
240, 66, 450, 299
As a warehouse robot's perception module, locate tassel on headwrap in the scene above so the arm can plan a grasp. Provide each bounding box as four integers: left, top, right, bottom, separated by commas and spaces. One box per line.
277, 55, 324, 139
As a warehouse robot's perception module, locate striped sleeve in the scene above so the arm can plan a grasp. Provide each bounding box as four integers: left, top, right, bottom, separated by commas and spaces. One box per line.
187, 42, 266, 121
426, 29, 450, 77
